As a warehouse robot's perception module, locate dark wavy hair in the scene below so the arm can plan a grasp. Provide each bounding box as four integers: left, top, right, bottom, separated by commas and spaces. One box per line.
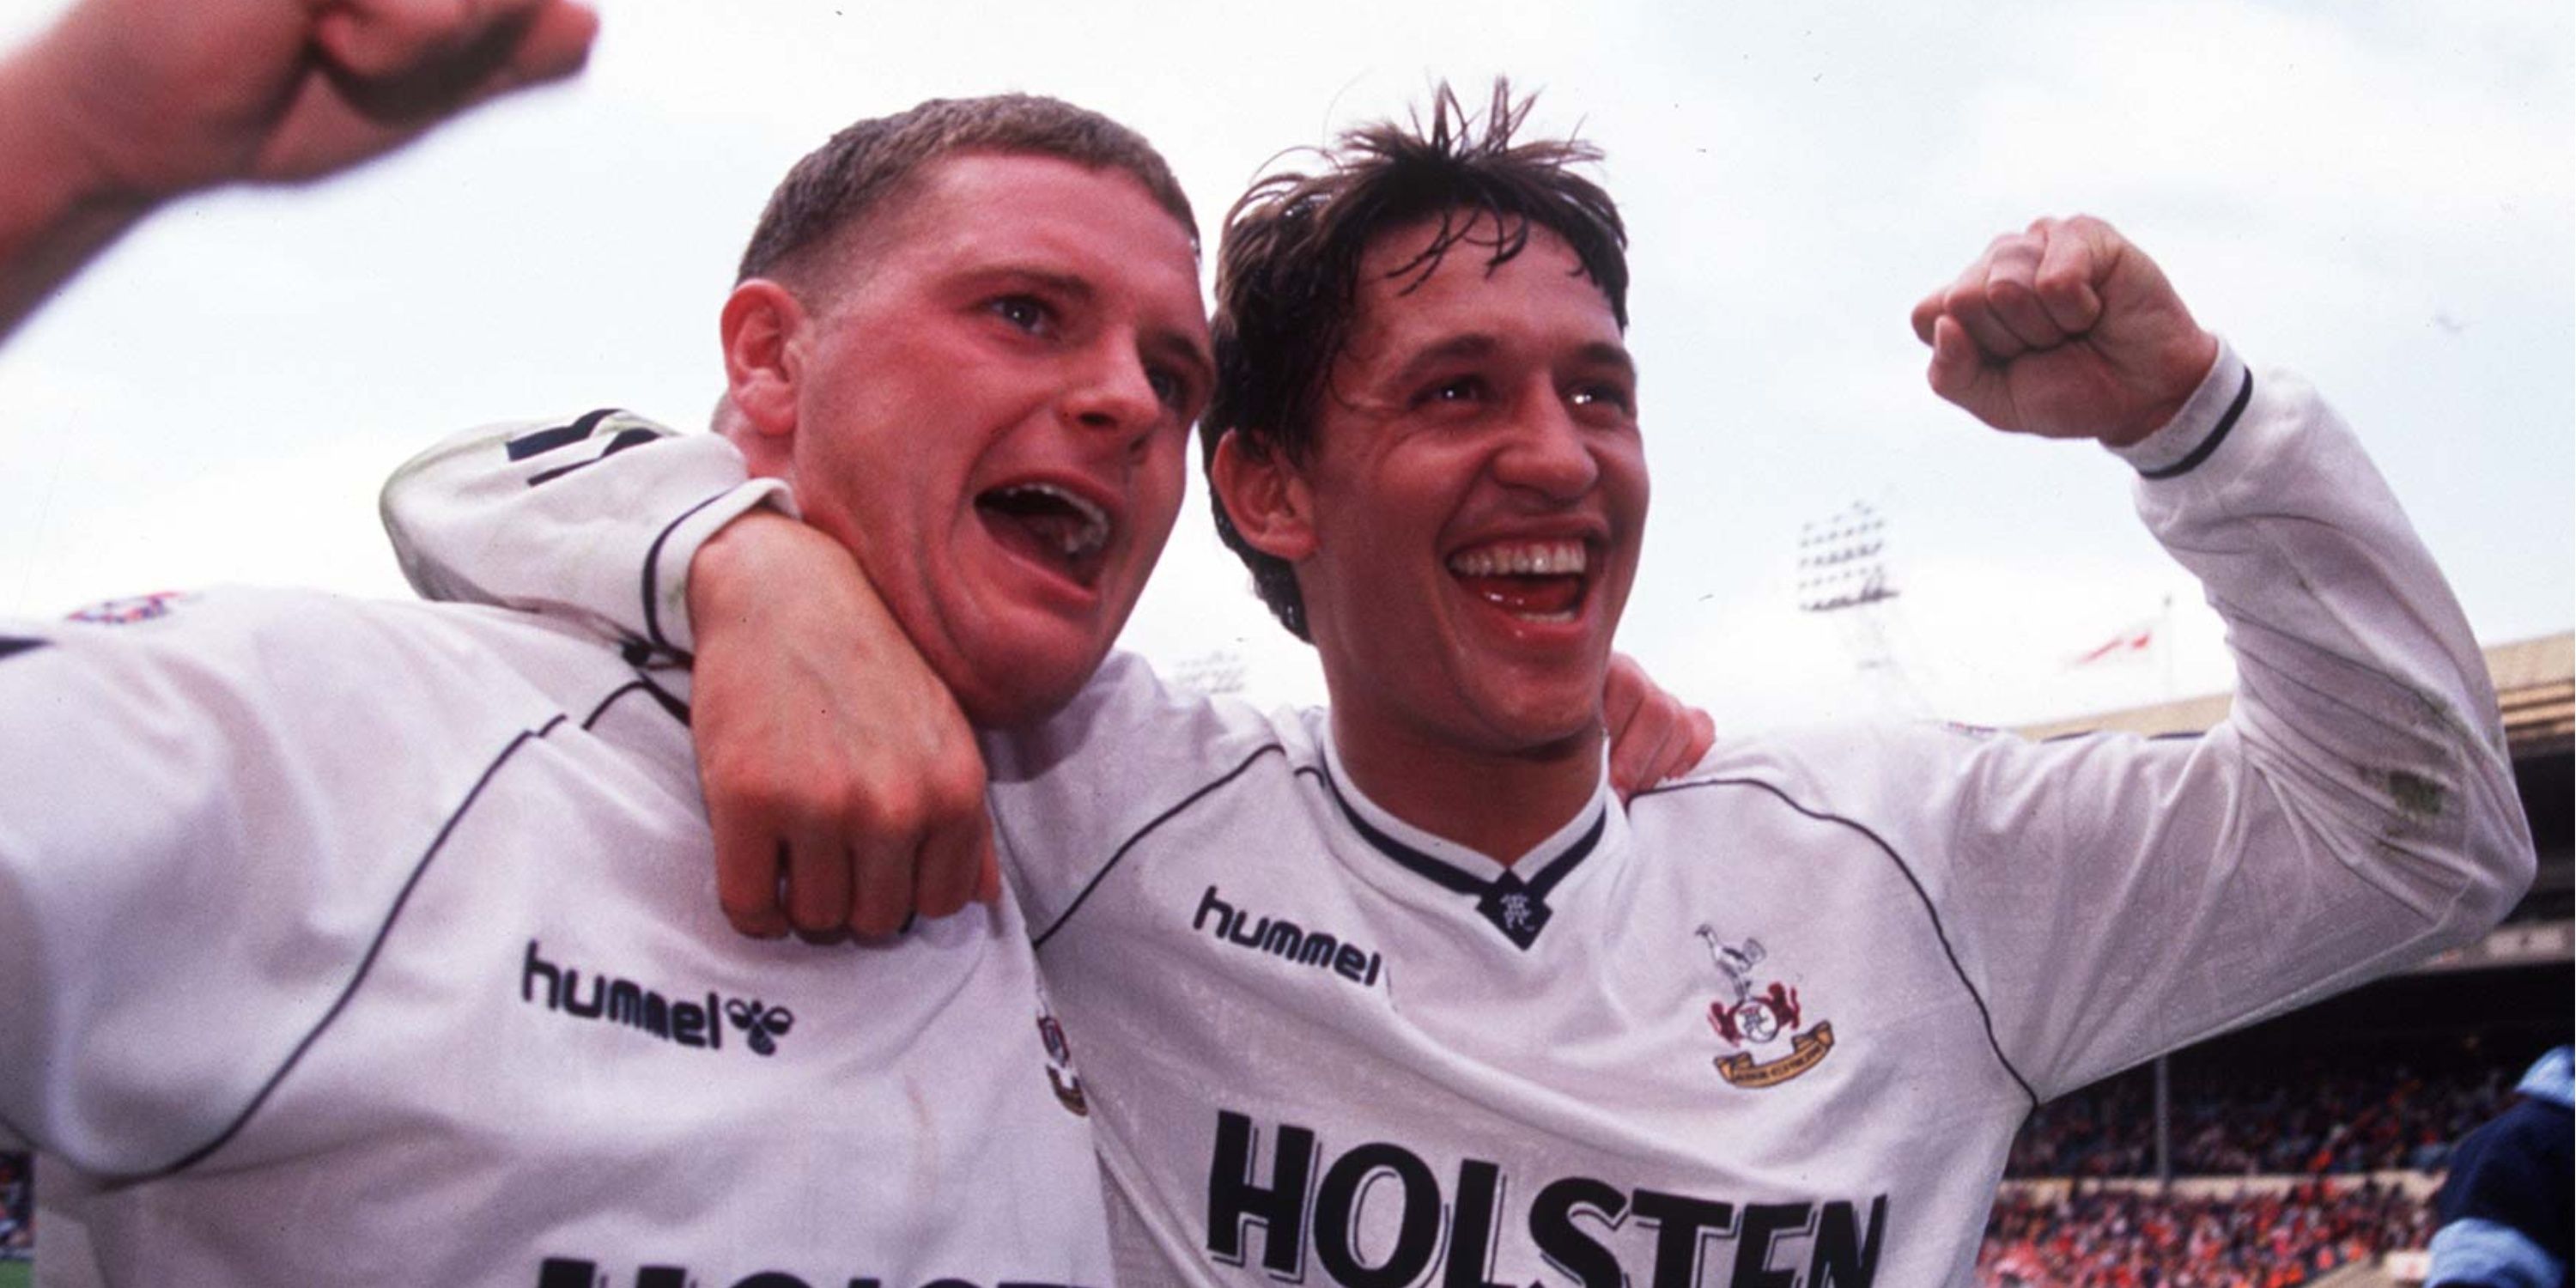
1202, 81, 1630, 641
738, 94, 1196, 289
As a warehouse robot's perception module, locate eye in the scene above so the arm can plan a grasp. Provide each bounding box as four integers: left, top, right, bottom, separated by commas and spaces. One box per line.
1570, 380, 1636, 416
1145, 367, 1190, 414
1415, 375, 1490, 408
987, 295, 1053, 333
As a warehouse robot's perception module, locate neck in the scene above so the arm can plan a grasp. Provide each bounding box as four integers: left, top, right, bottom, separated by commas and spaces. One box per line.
717, 405, 793, 481
1327, 710, 1603, 865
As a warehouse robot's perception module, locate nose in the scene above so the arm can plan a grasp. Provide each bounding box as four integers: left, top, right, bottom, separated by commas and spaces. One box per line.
1063, 340, 1165, 453
1492, 396, 1600, 501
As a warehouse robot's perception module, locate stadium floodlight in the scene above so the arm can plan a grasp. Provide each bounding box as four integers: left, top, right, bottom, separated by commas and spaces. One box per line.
1168, 648, 1248, 697
1795, 501, 1929, 717
1795, 501, 1898, 614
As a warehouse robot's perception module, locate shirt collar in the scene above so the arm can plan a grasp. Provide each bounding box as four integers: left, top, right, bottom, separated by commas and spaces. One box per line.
1315, 728, 1611, 950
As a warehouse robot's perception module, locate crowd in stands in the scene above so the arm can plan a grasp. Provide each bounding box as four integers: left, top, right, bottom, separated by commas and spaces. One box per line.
2500, 884, 2572, 925
1976, 1182, 2433, 1288
1, 1151, 28, 1261
2007, 1051, 2522, 1179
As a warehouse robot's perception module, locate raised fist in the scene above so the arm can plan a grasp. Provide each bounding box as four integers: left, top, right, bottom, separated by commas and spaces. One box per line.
21, 0, 598, 200
1910, 215, 2219, 448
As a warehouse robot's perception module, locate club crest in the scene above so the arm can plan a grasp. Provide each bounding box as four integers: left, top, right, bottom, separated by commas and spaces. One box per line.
1036, 1006, 1089, 1117
1696, 926, 1833, 1089
66, 591, 187, 625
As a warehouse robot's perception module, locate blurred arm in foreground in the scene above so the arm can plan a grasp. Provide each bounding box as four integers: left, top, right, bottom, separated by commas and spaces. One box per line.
0, 0, 595, 338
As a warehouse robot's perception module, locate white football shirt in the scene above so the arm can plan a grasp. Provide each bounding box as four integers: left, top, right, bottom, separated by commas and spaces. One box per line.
0, 589, 1114, 1287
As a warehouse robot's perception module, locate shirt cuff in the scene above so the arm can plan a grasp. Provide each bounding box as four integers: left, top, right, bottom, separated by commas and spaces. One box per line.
641, 477, 796, 658
2109, 338, 2251, 479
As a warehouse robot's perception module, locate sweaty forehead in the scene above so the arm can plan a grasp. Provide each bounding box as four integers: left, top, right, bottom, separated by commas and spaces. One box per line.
808, 155, 1204, 324
1341, 218, 1618, 359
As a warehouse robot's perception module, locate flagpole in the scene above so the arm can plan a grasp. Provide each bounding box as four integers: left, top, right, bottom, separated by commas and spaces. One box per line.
2151, 592, 2182, 1187
2159, 592, 2176, 703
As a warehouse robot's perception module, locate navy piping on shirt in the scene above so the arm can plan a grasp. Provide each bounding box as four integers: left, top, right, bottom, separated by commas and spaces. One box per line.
147, 714, 576, 1180
1631, 773, 2041, 1109
637, 489, 737, 659
582, 677, 692, 731
511, 408, 661, 489
502, 409, 620, 463
1301, 761, 1605, 950
1031, 743, 1287, 951
2138, 369, 2254, 482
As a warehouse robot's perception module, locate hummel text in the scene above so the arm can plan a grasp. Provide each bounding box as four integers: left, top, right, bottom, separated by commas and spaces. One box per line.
520, 939, 793, 1057
1194, 886, 1382, 987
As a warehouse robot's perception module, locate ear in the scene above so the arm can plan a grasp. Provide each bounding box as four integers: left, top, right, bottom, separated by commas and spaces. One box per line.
1209, 429, 1319, 562
719, 279, 807, 439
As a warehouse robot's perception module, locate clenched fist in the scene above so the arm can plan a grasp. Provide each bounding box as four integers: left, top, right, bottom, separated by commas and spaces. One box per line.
1911, 216, 2219, 448
21, 0, 598, 197
1, 0, 598, 336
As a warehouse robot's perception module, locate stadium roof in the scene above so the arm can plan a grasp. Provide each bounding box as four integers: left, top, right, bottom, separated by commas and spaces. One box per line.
2016, 632, 2576, 756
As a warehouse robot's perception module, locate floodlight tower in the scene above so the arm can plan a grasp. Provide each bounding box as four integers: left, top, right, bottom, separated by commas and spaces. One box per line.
1167, 648, 1248, 697
1795, 501, 1928, 717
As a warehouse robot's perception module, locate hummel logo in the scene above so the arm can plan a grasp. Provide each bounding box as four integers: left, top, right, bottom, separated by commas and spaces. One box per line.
521, 940, 794, 1058
724, 998, 794, 1055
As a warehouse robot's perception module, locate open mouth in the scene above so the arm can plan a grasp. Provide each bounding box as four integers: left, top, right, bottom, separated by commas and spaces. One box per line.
975, 482, 1113, 587
1446, 538, 1589, 623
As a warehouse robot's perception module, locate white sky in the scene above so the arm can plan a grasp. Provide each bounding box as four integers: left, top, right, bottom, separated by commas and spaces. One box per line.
0, 0, 2566, 731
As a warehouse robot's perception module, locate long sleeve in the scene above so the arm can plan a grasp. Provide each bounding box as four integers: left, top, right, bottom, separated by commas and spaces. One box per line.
1880, 342, 2535, 1099
379, 409, 783, 657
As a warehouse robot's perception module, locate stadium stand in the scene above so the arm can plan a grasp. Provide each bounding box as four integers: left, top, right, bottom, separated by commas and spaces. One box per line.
1988, 633, 2572, 1288
2006, 1044, 2529, 1179
1980, 1178, 2438, 1288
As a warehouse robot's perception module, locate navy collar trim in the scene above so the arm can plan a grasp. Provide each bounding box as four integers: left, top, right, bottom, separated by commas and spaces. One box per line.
1314, 760, 1605, 951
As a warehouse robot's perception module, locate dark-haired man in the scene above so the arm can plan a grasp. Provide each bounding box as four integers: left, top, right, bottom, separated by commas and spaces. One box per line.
388, 86, 2530, 1284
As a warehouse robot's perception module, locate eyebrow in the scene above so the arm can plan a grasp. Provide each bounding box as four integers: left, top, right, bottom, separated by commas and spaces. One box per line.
984, 264, 1097, 307
1384, 333, 1499, 387
1381, 333, 1637, 389
1569, 340, 1638, 383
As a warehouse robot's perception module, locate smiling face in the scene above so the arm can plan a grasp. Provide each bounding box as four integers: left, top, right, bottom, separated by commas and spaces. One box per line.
1236, 216, 1646, 767
758, 154, 1212, 726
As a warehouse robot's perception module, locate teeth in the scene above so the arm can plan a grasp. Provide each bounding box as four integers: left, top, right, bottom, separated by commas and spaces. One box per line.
994, 483, 1110, 556
1446, 540, 1589, 577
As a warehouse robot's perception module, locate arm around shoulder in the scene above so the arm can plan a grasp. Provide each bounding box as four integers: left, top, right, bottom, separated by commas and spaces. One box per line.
381, 410, 788, 657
